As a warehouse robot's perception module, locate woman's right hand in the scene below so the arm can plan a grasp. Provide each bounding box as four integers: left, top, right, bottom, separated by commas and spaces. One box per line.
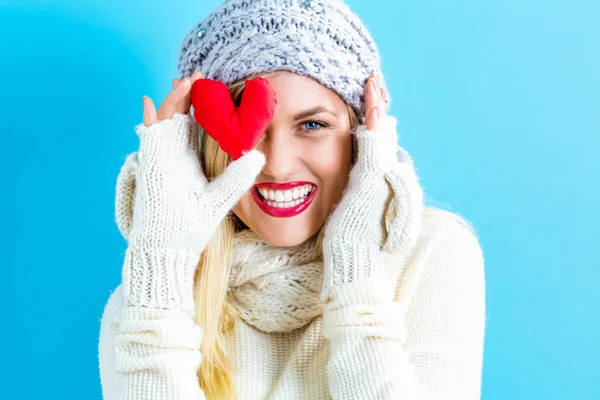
142, 70, 200, 127
115, 70, 266, 316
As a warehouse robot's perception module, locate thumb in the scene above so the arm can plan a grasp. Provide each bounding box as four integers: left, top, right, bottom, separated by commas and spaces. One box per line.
115, 152, 139, 240
204, 149, 266, 216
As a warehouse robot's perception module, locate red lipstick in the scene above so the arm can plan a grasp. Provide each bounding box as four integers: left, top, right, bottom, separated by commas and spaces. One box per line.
252, 181, 317, 218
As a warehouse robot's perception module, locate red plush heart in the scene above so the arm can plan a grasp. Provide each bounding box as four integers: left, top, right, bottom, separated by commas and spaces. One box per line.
190, 76, 278, 160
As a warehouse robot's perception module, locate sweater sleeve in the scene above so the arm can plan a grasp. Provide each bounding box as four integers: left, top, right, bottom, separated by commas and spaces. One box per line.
98, 284, 206, 400
322, 217, 486, 400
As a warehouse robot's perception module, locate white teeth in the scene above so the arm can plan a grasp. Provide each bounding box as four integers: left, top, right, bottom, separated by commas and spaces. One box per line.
258, 184, 315, 208
265, 198, 304, 208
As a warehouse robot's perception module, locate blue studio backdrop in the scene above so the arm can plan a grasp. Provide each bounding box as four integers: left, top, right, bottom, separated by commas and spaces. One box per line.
1, 0, 598, 399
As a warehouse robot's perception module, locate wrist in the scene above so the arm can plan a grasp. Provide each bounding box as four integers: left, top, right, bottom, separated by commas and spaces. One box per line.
321, 278, 407, 342
321, 241, 384, 301
322, 274, 393, 307
122, 245, 201, 317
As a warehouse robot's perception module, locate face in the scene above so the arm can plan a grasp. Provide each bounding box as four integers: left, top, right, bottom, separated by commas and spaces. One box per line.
232, 71, 354, 247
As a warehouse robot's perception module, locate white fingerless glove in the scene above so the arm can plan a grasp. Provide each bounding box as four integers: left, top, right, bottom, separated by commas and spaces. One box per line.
320, 114, 424, 303
115, 112, 265, 317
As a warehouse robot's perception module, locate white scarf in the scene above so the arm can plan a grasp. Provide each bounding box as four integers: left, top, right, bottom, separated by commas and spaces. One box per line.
227, 229, 325, 333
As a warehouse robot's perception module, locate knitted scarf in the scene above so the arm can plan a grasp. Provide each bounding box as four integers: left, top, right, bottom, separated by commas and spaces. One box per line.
227, 229, 325, 333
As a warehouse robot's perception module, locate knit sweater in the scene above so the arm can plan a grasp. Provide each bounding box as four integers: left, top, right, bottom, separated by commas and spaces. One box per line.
98, 209, 486, 399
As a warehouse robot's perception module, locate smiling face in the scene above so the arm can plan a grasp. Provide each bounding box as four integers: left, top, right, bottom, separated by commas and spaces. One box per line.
231, 70, 355, 247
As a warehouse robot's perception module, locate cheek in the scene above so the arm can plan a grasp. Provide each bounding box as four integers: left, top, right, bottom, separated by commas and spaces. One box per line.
304, 137, 353, 194
307, 151, 346, 176
306, 132, 352, 167
232, 191, 254, 224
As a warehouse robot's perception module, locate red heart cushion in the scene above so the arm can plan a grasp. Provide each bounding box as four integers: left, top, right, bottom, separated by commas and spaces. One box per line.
190, 76, 278, 160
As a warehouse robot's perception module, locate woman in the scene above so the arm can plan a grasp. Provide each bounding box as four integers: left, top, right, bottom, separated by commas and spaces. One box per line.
98, 1, 486, 399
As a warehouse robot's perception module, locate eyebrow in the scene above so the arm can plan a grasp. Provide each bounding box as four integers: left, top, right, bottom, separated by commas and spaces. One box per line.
293, 106, 337, 121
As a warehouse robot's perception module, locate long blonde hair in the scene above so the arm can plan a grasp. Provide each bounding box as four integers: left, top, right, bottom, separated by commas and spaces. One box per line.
192, 71, 477, 399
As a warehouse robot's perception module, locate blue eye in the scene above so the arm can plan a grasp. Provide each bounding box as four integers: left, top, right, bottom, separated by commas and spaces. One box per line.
302, 119, 328, 132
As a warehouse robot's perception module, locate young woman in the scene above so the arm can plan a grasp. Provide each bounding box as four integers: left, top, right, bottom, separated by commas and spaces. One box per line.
98, 1, 486, 399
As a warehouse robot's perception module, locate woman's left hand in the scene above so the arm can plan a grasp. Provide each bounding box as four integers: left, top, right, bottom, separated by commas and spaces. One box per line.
320, 72, 424, 304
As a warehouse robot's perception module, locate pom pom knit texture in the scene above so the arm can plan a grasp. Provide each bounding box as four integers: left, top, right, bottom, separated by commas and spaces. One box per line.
177, 0, 391, 124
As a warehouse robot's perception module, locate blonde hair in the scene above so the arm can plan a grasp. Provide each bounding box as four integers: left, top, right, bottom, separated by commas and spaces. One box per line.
192, 71, 477, 399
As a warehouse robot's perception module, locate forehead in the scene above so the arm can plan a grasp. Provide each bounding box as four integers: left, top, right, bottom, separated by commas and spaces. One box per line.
266, 71, 346, 113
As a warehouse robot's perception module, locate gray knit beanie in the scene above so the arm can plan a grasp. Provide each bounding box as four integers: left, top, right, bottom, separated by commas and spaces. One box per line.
177, 0, 390, 124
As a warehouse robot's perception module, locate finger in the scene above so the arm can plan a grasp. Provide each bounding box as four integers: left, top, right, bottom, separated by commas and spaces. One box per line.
373, 74, 384, 119
176, 70, 203, 114
377, 81, 386, 118
365, 104, 379, 132
143, 96, 157, 127
173, 78, 187, 114
204, 149, 266, 221
157, 77, 191, 121
380, 86, 387, 107
365, 76, 379, 131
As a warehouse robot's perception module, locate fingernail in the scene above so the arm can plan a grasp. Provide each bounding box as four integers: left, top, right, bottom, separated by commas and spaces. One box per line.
181, 77, 190, 85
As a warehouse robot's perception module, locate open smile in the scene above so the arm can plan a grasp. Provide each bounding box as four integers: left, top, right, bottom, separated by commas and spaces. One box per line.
251, 182, 318, 218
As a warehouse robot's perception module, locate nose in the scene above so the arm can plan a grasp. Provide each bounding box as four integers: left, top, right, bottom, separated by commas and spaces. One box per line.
257, 129, 299, 181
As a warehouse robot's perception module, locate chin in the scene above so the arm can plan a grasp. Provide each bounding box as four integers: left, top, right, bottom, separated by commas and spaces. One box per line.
249, 224, 320, 247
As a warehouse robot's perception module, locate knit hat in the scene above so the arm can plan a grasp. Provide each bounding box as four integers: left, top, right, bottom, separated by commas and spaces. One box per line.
177, 0, 390, 124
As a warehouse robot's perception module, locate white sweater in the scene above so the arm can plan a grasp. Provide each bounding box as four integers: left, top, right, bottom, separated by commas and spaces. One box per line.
98, 210, 486, 399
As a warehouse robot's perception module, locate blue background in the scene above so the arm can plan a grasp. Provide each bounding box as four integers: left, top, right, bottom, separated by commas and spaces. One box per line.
1, 0, 598, 398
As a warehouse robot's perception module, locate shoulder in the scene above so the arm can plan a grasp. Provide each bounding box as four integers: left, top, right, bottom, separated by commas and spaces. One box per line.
391, 208, 485, 301
415, 208, 485, 297
419, 208, 483, 262
415, 208, 485, 284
